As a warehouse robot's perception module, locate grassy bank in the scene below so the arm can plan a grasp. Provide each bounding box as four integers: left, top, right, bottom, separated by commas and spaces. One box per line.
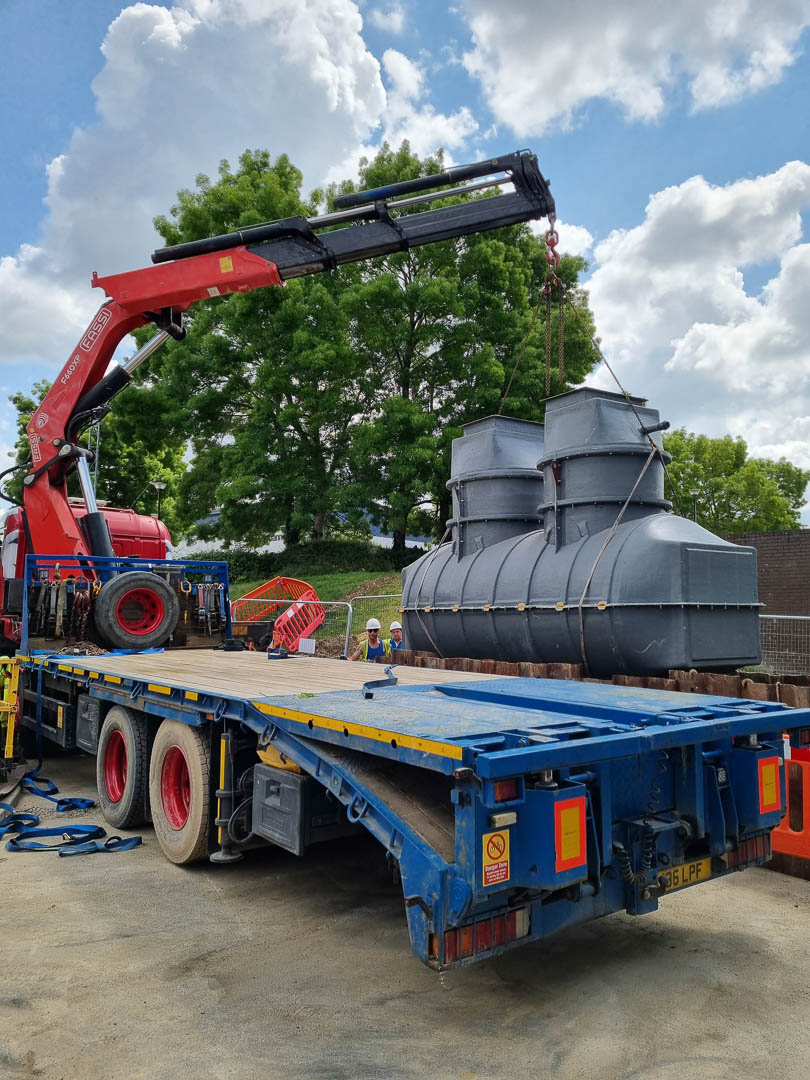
231, 570, 401, 603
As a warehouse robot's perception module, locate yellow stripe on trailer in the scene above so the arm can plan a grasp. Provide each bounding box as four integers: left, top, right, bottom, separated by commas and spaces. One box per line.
252, 702, 463, 761
147, 683, 172, 695
104, 675, 122, 684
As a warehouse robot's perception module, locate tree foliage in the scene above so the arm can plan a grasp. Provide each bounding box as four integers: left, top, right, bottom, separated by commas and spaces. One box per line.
144, 143, 601, 548
664, 428, 810, 533
8, 380, 186, 533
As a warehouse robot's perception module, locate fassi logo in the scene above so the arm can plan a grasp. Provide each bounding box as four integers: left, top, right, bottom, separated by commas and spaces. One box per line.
80, 306, 112, 352
34, 412, 49, 429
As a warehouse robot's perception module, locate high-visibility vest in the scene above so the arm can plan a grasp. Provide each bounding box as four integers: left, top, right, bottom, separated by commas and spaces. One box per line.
361, 638, 391, 661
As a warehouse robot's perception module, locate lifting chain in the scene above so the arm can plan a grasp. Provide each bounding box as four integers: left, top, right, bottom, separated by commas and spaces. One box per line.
69, 585, 91, 643
542, 212, 564, 397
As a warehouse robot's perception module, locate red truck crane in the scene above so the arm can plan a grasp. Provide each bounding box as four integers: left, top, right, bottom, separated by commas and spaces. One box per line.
0, 150, 556, 651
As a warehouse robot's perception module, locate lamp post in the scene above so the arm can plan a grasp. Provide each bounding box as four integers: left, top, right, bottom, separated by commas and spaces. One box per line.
151, 481, 167, 519
690, 488, 699, 523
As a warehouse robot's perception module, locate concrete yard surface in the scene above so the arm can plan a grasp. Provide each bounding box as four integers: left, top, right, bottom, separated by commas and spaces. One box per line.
2, 752, 809, 1080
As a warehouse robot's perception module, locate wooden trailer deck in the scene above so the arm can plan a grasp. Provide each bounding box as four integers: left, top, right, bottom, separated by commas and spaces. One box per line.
37, 650, 494, 703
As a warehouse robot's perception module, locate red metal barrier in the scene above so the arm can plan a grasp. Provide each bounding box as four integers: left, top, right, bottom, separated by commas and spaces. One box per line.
771, 748, 810, 880
231, 576, 325, 652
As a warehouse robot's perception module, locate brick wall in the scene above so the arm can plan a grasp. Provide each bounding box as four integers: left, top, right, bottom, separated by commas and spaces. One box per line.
723, 530, 810, 615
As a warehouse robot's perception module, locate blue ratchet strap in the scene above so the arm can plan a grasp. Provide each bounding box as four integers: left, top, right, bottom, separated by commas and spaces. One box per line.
6, 823, 106, 851
0, 802, 38, 838
22, 761, 94, 811
59, 834, 142, 856
1, 804, 142, 854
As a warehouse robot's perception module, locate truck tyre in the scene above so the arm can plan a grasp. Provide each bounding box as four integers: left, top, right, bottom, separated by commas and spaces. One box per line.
94, 572, 179, 651
96, 706, 149, 828
149, 719, 211, 864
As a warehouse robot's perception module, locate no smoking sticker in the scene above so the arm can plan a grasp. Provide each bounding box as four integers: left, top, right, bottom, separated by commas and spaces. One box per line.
482, 829, 510, 887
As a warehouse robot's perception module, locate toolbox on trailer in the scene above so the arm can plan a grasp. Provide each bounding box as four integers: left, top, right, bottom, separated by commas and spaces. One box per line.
15, 645, 810, 970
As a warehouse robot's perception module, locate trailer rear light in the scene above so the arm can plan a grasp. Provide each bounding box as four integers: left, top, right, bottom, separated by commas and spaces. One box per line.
725, 832, 772, 869
475, 920, 492, 953
442, 930, 459, 964
440, 906, 530, 964
507, 907, 530, 941
494, 779, 519, 802
492, 916, 506, 947
460, 925, 474, 959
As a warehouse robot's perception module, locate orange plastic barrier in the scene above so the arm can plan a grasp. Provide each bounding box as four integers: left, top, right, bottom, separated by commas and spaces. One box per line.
231, 576, 325, 652
772, 749, 810, 866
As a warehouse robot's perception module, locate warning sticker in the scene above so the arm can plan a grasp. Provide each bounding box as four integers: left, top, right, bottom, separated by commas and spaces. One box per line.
482, 829, 510, 887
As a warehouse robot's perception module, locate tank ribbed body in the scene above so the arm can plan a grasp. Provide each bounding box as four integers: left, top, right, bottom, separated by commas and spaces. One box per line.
402, 388, 761, 677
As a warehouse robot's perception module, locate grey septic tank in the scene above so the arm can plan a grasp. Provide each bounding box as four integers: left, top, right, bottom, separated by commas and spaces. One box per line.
401, 387, 762, 676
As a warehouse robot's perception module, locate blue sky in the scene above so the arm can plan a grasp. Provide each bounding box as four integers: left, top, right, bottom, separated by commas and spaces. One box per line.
1, 0, 809, 514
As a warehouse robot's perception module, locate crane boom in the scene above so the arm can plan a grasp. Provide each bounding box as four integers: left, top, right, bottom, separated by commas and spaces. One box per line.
23, 149, 555, 562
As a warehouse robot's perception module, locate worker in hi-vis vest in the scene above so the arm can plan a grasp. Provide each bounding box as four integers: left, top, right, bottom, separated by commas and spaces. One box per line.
386, 621, 403, 651
350, 618, 391, 661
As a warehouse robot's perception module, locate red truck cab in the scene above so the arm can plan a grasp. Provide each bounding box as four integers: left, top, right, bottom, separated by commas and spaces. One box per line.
0, 501, 170, 649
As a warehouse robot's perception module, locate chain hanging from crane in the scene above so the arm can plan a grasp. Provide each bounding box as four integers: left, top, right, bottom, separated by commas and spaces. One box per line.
543, 212, 563, 397
499, 212, 566, 413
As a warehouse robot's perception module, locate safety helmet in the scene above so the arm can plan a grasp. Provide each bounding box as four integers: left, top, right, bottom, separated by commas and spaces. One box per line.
365, 618, 381, 631
389, 621, 402, 631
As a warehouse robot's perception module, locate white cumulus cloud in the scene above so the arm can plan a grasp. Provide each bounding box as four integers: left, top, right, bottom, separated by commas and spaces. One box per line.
460, 0, 810, 134
324, 46, 479, 185
0, 0, 387, 371
584, 162, 810, 481
367, 2, 405, 34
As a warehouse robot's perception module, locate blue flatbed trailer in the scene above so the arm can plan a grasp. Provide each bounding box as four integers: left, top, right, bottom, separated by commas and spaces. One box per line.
17, 648, 810, 970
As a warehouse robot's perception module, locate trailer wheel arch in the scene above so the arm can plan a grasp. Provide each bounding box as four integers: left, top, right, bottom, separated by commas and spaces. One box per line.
149, 719, 211, 864
96, 705, 150, 828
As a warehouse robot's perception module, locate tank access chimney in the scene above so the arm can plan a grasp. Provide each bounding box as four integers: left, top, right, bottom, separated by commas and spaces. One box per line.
447, 415, 544, 559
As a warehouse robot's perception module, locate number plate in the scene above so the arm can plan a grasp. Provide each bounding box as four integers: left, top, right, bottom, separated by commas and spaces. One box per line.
659, 856, 712, 892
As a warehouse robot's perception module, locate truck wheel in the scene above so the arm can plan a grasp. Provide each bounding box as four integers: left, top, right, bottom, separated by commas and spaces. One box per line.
94, 572, 179, 651
96, 706, 149, 828
149, 719, 211, 864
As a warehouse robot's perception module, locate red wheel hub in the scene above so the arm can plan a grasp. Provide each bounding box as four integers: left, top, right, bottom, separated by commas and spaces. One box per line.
104, 729, 128, 803
161, 745, 191, 829
116, 587, 165, 636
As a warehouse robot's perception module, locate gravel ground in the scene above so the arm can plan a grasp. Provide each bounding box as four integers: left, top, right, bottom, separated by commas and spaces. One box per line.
1, 752, 808, 1080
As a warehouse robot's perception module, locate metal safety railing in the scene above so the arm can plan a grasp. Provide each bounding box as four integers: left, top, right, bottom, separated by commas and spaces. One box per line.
231, 599, 353, 658
351, 593, 404, 643
757, 615, 810, 676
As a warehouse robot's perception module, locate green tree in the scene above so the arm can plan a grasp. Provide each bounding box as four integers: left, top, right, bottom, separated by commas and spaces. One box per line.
133, 143, 599, 549
146, 149, 363, 545
7, 380, 187, 536
664, 428, 809, 533
338, 143, 600, 549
